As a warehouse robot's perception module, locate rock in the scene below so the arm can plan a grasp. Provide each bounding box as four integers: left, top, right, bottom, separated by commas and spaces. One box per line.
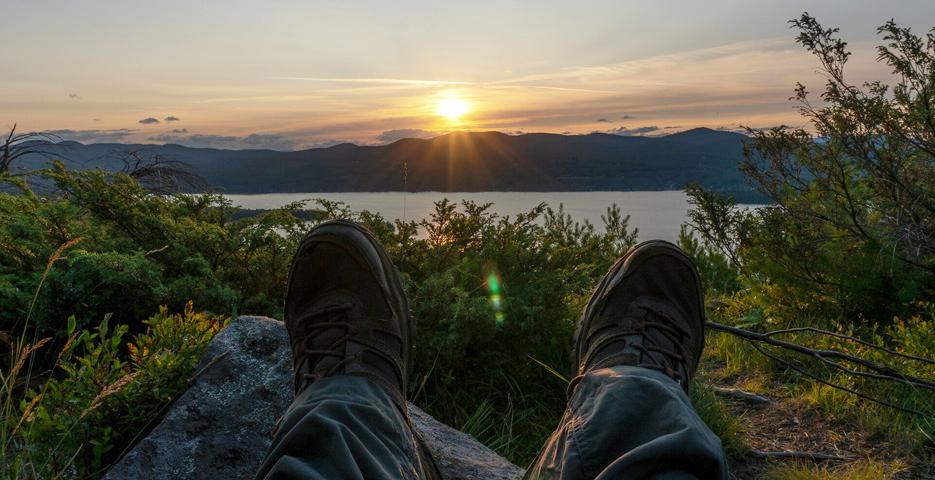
105, 316, 524, 480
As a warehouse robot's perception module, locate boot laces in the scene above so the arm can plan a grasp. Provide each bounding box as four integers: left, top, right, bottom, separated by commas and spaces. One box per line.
630, 305, 691, 382
292, 303, 356, 384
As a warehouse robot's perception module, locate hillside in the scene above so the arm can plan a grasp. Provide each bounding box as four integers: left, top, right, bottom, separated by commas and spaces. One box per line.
16, 128, 753, 193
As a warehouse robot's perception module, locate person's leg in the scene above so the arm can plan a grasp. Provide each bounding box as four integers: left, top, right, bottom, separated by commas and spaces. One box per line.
527, 241, 728, 480
255, 376, 431, 479
255, 220, 438, 480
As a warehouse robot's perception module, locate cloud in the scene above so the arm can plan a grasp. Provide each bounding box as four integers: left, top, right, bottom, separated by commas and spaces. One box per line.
375, 128, 439, 143
596, 118, 610, 123
276, 77, 471, 86
164, 116, 180, 122
308, 139, 350, 149
47, 129, 136, 143
138, 117, 160, 125
68, 93, 81, 100
146, 132, 301, 150
715, 126, 760, 134
604, 125, 661, 136
621, 115, 635, 119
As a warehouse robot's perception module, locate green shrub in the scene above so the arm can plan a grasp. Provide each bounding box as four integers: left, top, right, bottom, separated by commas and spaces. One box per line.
315, 199, 639, 462
0, 162, 305, 341
3, 303, 225, 479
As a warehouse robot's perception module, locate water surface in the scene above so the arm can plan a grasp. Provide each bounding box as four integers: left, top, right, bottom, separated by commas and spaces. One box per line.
225, 191, 706, 241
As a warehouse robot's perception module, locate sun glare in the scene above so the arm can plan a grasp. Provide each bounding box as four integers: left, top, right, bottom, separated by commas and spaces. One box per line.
437, 97, 469, 121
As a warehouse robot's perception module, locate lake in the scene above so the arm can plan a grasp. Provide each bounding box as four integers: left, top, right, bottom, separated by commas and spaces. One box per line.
224, 191, 720, 242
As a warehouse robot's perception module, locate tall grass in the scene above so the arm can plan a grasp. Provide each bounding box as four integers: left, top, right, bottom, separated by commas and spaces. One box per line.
1, 238, 81, 476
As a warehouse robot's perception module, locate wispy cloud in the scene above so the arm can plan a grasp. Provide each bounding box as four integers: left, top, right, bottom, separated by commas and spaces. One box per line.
275, 77, 472, 86
147, 131, 302, 150
376, 128, 440, 143
48, 128, 136, 143
603, 126, 661, 136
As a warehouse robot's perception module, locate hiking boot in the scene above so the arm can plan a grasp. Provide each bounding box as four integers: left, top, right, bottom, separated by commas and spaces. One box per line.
573, 240, 706, 392
284, 220, 412, 408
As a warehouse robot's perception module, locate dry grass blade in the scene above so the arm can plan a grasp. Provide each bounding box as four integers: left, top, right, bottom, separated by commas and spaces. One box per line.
80, 371, 141, 419
9, 337, 51, 383
12, 392, 43, 436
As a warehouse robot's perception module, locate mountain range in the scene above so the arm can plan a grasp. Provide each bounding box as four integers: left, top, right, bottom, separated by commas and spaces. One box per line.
18, 128, 754, 194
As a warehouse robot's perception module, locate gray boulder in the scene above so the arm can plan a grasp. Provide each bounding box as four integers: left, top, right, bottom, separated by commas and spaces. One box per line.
105, 316, 524, 480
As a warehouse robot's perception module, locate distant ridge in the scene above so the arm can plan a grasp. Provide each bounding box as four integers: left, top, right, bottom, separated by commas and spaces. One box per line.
17, 129, 755, 194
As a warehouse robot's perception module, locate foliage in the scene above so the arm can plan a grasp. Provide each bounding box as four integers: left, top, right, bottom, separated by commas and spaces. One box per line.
688, 13, 935, 325
0, 161, 649, 467
0, 162, 306, 343
4, 16, 935, 469
3, 303, 226, 479
313, 198, 640, 462
687, 13, 935, 457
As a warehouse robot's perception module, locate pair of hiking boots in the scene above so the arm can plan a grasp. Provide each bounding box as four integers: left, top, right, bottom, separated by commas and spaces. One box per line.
284, 220, 706, 412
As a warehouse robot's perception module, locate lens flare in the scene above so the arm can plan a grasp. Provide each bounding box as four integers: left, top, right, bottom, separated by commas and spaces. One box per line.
484, 268, 505, 326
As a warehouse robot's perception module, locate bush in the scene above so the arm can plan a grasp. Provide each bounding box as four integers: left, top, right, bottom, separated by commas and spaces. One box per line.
314, 199, 640, 462
0, 162, 305, 341
2, 164, 648, 466
3, 302, 226, 478
687, 14, 935, 326
685, 13, 935, 456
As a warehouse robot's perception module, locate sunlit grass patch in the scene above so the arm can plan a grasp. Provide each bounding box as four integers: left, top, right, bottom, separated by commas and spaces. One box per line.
690, 382, 748, 458
761, 459, 905, 480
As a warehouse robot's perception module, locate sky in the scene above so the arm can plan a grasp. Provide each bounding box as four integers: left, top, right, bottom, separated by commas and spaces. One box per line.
2, 0, 935, 150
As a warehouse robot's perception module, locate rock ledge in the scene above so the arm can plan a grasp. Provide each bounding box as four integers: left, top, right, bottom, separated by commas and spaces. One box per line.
105, 316, 524, 480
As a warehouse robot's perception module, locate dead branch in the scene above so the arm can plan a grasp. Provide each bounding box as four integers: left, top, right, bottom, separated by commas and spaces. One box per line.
118, 150, 207, 194
709, 386, 771, 405
764, 326, 935, 365
707, 322, 935, 390
750, 450, 855, 462
1, 124, 62, 174
706, 321, 934, 417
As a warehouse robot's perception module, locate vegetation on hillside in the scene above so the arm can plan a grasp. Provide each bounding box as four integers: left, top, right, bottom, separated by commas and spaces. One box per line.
1, 12, 933, 480
686, 13, 935, 477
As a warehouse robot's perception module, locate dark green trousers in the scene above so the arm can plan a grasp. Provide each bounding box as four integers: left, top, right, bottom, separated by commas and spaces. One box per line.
256, 366, 728, 479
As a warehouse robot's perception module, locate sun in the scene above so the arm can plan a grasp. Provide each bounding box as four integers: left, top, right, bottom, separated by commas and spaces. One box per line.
437, 97, 469, 121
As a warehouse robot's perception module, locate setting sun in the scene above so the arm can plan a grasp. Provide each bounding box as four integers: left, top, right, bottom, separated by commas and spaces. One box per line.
437, 97, 469, 121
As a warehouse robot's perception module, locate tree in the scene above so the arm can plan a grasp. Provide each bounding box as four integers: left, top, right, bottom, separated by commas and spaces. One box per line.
0, 124, 60, 175
690, 13, 935, 322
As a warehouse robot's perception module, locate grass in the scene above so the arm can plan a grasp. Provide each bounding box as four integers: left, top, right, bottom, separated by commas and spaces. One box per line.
1, 238, 82, 475
760, 460, 904, 480
699, 305, 935, 478
417, 368, 562, 465
690, 381, 748, 457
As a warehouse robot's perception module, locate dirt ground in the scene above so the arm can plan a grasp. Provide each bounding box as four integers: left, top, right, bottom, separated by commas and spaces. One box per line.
711, 374, 934, 479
